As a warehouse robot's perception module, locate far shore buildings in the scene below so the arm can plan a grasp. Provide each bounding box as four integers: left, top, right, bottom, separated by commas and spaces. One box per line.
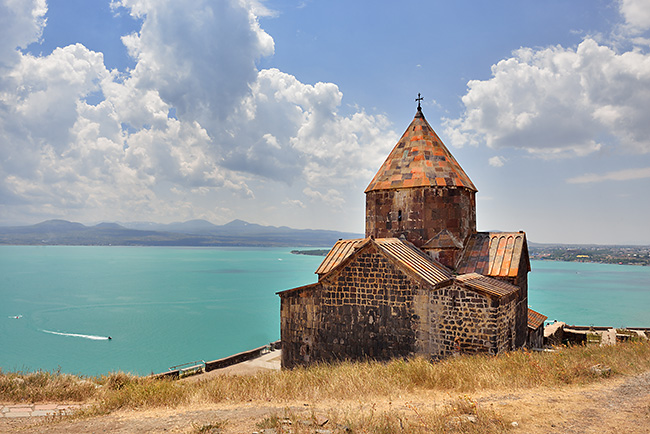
278, 99, 546, 368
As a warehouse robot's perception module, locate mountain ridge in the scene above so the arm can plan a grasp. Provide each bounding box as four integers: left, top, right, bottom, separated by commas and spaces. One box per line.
0, 219, 362, 247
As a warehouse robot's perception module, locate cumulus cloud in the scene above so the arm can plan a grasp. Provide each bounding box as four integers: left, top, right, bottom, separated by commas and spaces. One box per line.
226, 68, 394, 184
0, 0, 395, 225
445, 0, 650, 160
445, 39, 650, 158
115, 0, 274, 125
566, 166, 650, 183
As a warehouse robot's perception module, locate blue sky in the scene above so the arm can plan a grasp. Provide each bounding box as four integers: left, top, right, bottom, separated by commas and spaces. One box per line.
1, 0, 649, 244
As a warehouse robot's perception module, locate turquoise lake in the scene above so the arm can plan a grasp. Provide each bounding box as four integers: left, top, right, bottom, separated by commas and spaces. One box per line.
1, 246, 649, 376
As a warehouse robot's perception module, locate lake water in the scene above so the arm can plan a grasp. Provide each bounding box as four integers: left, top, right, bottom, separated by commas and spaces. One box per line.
1, 246, 649, 376
527, 260, 650, 327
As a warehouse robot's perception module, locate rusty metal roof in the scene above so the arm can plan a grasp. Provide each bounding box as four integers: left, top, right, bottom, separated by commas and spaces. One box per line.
315, 237, 452, 287
315, 238, 367, 275
374, 238, 453, 286
456, 232, 530, 278
365, 108, 477, 193
455, 273, 519, 298
528, 308, 548, 330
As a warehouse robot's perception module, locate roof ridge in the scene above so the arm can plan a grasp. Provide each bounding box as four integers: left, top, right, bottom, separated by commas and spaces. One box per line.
374, 238, 453, 285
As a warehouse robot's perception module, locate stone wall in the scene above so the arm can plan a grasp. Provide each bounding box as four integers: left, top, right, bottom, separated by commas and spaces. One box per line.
365, 186, 476, 248
314, 247, 420, 364
280, 283, 321, 369
492, 261, 528, 349
419, 284, 517, 357
424, 285, 492, 356
494, 291, 519, 353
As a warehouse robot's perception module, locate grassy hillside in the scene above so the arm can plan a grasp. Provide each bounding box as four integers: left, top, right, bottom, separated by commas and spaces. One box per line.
2, 342, 650, 433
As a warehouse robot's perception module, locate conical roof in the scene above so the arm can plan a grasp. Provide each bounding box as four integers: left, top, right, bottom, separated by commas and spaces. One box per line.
365, 107, 477, 193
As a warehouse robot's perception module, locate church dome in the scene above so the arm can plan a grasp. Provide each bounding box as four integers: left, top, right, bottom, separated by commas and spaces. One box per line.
365, 107, 476, 193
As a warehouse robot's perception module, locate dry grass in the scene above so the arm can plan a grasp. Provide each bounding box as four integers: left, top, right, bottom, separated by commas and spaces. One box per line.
2, 341, 650, 417
256, 396, 510, 434
0, 368, 97, 402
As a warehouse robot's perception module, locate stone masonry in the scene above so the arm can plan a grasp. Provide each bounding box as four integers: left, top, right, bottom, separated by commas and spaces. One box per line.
365, 186, 476, 251
280, 240, 521, 368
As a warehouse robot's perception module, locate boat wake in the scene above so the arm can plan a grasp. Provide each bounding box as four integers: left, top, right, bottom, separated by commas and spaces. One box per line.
41, 329, 110, 340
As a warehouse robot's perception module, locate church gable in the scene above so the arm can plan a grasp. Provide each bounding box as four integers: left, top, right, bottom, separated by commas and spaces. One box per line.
307, 242, 423, 365
318, 237, 452, 289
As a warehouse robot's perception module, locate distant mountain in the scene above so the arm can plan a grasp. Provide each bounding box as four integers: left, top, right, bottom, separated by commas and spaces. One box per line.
0, 219, 362, 247
26, 219, 87, 232
120, 219, 220, 233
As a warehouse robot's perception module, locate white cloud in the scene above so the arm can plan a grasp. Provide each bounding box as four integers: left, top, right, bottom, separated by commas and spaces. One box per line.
488, 156, 506, 167
302, 187, 345, 208
221, 68, 395, 185
619, 0, 650, 32
0, 0, 46, 70
566, 166, 650, 184
445, 38, 650, 158
0, 0, 395, 226
282, 198, 305, 208
115, 0, 274, 126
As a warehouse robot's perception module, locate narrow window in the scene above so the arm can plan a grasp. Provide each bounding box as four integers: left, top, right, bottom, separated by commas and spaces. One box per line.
398, 210, 402, 222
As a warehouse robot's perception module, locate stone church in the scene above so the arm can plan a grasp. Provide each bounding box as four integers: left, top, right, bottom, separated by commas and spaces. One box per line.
278, 100, 546, 369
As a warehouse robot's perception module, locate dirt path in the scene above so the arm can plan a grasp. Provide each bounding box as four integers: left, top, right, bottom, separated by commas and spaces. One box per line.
3, 371, 649, 433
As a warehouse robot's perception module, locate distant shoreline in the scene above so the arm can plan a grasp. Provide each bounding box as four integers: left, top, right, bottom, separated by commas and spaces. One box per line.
533, 258, 648, 266
529, 243, 650, 266
291, 246, 650, 266
290, 249, 330, 257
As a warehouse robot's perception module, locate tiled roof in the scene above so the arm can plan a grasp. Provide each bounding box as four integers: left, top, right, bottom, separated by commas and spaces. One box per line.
455, 273, 519, 298
528, 308, 548, 330
365, 108, 476, 193
315, 238, 367, 275
456, 232, 530, 278
315, 237, 452, 287
374, 238, 453, 286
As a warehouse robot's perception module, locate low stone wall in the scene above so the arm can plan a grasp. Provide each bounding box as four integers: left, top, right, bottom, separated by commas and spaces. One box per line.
150, 341, 281, 378
543, 323, 650, 347
205, 341, 280, 372
151, 370, 180, 380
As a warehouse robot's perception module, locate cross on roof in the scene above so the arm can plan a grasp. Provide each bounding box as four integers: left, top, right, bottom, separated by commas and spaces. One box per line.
415, 93, 423, 109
